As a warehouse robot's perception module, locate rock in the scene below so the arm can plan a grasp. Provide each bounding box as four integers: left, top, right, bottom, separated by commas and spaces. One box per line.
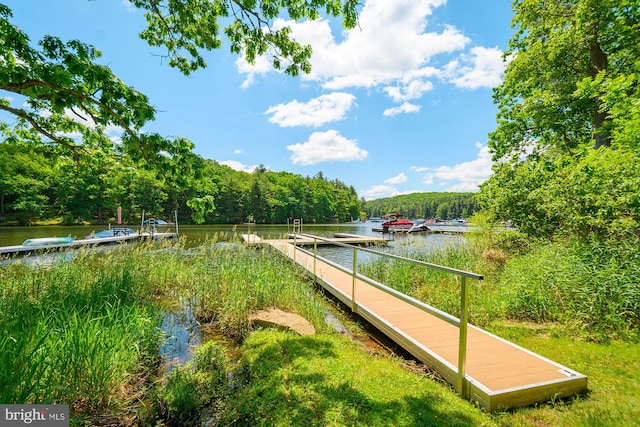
249, 307, 316, 336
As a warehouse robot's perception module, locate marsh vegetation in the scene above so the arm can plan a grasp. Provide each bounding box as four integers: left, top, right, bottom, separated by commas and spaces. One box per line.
1, 228, 638, 426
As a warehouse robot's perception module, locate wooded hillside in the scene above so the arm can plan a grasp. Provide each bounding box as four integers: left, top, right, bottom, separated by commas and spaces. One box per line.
364, 192, 479, 220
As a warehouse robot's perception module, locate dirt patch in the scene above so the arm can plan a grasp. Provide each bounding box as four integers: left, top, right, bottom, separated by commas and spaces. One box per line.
249, 307, 316, 336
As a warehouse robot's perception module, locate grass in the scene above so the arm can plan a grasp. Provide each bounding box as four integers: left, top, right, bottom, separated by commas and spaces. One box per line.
2, 230, 640, 426
220, 330, 495, 427
0, 246, 163, 421
488, 322, 640, 426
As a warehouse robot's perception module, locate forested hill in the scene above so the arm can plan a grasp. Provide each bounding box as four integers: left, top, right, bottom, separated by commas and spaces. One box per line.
1, 141, 480, 226
0, 142, 363, 225
365, 192, 479, 220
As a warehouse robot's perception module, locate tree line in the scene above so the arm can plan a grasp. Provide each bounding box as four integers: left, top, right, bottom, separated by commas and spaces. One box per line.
0, 142, 362, 225
365, 192, 479, 220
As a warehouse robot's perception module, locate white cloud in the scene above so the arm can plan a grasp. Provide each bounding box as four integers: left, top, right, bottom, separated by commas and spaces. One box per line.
359, 185, 420, 200
383, 102, 421, 116
384, 79, 434, 103
234, 149, 244, 154
384, 173, 407, 185
236, 54, 273, 89
410, 165, 428, 172
445, 46, 505, 89
220, 160, 259, 173
237, 0, 472, 95
422, 142, 493, 191
265, 92, 356, 127
287, 130, 368, 165
360, 185, 399, 200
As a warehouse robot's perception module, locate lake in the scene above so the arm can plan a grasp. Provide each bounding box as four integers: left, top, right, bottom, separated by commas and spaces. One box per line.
0, 222, 465, 268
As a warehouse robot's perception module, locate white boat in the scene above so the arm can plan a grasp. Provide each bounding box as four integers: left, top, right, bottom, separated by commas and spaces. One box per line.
84, 228, 136, 239
407, 220, 430, 233
22, 237, 74, 247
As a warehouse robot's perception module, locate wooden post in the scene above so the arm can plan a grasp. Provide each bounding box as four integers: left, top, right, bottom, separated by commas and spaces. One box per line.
457, 276, 469, 397
351, 246, 358, 313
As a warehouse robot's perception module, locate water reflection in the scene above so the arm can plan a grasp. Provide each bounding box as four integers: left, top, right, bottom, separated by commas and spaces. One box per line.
311, 232, 466, 270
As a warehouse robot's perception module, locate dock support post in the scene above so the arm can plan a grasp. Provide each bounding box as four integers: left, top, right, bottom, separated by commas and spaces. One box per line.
313, 238, 317, 282
293, 233, 297, 264
457, 276, 469, 397
351, 247, 358, 313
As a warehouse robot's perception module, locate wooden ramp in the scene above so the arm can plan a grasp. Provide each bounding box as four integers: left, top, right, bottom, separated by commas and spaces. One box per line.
259, 237, 587, 412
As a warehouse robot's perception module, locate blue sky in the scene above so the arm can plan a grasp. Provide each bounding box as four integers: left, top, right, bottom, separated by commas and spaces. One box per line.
4, 0, 514, 200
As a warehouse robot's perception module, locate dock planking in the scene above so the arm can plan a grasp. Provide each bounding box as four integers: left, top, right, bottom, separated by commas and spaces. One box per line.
253, 234, 587, 412
242, 232, 389, 246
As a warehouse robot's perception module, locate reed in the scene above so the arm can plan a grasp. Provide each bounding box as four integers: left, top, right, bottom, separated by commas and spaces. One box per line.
181, 242, 327, 338
497, 238, 640, 341
359, 238, 503, 326
0, 245, 164, 418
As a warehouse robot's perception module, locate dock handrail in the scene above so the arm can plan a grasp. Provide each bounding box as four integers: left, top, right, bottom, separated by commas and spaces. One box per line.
291, 232, 483, 397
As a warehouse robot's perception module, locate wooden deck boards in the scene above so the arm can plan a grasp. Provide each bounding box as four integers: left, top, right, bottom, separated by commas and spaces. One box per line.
256, 235, 587, 412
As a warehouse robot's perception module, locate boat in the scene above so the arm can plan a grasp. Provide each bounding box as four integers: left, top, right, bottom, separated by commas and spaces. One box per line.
22, 237, 74, 247
84, 227, 136, 239
407, 219, 430, 233
381, 213, 414, 233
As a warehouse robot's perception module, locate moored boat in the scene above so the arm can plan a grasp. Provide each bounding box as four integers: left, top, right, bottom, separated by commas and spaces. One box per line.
381, 213, 414, 233
84, 227, 136, 239
22, 237, 74, 247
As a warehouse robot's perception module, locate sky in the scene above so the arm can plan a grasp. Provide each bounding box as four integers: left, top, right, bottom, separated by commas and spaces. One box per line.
3, 0, 514, 200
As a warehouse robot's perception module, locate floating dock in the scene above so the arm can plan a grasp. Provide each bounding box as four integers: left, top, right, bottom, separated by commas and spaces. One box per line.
242, 232, 389, 246
247, 233, 587, 412
0, 231, 177, 257
372, 224, 474, 234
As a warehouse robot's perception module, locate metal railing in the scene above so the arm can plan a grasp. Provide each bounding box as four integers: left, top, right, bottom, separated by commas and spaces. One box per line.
291, 232, 483, 397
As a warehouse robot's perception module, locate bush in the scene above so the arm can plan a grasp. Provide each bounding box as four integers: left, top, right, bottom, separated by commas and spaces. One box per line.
499, 238, 640, 341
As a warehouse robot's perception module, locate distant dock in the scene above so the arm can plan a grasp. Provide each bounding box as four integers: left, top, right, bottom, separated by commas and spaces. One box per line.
242, 232, 389, 246
372, 224, 474, 234
0, 231, 177, 257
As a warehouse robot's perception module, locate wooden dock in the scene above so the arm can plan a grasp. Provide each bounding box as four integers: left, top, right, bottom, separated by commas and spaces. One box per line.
372, 224, 474, 234
245, 233, 587, 412
243, 232, 389, 246
0, 232, 177, 257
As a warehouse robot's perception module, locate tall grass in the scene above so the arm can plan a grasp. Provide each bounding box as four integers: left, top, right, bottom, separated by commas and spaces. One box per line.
0, 245, 164, 418
179, 242, 328, 338
359, 238, 503, 327
1, 236, 331, 423
498, 238, 640, 341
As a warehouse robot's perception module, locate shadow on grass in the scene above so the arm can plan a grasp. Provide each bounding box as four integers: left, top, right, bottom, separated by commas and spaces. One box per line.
223, 331, 486, 427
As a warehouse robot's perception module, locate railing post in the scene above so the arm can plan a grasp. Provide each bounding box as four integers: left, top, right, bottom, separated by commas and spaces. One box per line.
351, 246, 358, 312
457, 275, 469, 397
293, 232, 297, 264
313, 237, 317, 282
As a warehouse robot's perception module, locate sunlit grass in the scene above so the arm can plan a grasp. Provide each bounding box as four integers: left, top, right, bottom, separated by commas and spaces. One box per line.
0, 245, 164, 419
220, 330, 496, 427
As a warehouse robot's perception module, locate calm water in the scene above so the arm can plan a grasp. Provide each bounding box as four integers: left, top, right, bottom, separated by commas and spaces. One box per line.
0, 222, 465, 269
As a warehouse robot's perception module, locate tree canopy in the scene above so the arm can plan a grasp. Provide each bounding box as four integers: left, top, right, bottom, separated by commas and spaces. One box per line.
365, 192, 479, 221
490, 0, 639, 160
481, 0, 640, 242
0, 140, 362, 225
0, 1, 358, 162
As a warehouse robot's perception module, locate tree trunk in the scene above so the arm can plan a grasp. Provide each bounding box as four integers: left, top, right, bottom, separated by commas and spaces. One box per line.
589, 30, 610, 148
